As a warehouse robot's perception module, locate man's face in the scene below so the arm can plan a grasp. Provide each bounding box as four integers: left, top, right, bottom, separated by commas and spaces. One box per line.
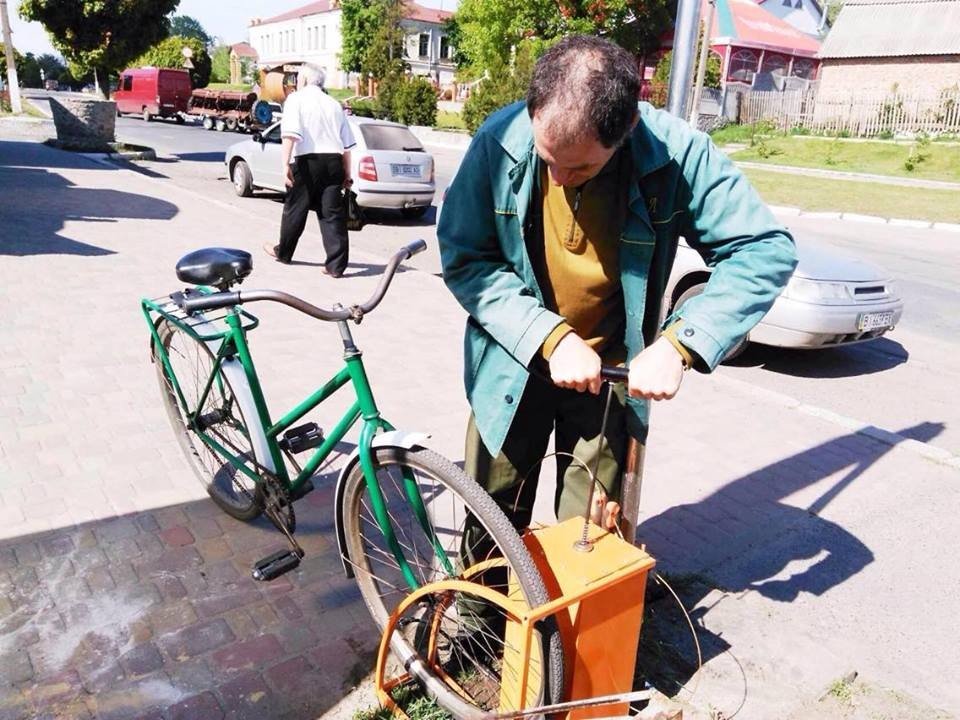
532, 113, 617, 188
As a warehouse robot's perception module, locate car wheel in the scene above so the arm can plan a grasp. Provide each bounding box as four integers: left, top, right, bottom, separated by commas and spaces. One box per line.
142, 108, 152, 122
202, 116, 214, 131
225, 117, 238, 132
672, 283, 750, 363
231, 160, 253, 198
400, 206, 428, 219
215, 118, 227, 132
175, 114, 185, 125
116, 108, 122, 118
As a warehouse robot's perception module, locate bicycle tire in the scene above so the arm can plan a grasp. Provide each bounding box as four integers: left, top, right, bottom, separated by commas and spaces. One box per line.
341, 445, 564, 718
153, 318, 263, 521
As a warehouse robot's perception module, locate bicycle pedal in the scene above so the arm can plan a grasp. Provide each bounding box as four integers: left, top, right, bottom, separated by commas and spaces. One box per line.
252, 549, 302, 581
289, 478, 315, 502
279, 422, 324, 454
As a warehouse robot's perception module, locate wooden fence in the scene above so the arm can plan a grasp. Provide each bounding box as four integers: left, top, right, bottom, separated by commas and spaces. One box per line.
742, 88, 960, 136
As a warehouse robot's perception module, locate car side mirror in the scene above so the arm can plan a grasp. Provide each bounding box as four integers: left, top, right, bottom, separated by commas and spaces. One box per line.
252, 132, 262, 143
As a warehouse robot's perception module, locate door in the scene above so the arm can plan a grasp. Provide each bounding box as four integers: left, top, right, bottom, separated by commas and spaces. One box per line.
250, 123, 284, 191
117, 74, 133, 113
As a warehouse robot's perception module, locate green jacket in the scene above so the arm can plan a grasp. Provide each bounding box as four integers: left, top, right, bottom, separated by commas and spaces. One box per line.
438, 101, 797, 456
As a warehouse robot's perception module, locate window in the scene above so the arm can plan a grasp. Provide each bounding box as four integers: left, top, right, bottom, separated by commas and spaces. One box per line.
122, 75, 132, 91
264, 124, 282, 143
762, 54, 788, 76
359, 124, 424, 151
440, 36, 450, 60
291, 30, 296, 52
795, 0, 803, 7
419, 33, 429, 58
792, 58, 815, 79
321, 26, 327, 50
729, 49, 759, 82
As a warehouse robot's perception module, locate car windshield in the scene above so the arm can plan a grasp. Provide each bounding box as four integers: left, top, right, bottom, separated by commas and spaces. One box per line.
358, 124, 424, 152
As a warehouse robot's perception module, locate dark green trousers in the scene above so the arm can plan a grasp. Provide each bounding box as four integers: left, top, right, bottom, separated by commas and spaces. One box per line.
465, 373, 630, 535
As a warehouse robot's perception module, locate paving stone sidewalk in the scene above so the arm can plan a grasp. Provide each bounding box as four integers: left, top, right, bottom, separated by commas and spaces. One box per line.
2, 136, 958, 719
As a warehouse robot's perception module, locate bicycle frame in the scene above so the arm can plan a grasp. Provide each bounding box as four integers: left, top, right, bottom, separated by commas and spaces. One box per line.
142, 295, 448, 589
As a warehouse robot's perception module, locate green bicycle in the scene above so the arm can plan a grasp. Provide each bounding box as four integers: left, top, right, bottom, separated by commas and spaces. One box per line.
142, 241, 563, 717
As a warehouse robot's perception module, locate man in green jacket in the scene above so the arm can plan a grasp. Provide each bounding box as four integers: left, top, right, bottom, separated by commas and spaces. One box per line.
438, 35, 797, 535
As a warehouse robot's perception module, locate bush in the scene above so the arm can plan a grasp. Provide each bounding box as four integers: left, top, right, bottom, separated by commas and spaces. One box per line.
348, 98, 377, 118
392, 77, 437, 126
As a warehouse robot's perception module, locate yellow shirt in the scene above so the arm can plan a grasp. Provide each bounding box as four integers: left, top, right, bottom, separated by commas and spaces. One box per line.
536, 153, 627, 363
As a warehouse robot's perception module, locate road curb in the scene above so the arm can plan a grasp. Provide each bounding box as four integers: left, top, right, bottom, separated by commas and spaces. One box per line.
767, 204, 955, 230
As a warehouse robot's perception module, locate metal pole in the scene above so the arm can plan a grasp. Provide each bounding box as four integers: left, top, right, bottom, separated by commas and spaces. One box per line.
688, 0, 716, 127
618, 437, 647, 546
0, 0, 23, 114
666, 0, 702, 118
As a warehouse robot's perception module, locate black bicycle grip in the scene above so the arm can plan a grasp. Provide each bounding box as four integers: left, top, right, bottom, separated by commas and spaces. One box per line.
179, 291, 241, 314
600, 366, 629, 383
404, 239, 428, 257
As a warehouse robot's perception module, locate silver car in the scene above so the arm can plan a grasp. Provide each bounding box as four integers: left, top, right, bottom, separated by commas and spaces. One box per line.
665, 238, 904, 359
225, 117, 435, 218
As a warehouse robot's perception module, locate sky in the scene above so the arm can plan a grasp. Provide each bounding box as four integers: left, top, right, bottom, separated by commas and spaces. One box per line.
7, 0, 458, 58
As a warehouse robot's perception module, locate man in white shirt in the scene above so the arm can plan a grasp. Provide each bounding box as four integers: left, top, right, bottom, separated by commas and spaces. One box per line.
264, 63, 356, 276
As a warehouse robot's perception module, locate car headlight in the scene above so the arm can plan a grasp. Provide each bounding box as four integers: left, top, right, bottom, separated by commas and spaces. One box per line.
781, 277, 851, 303
885, 280, 901, 299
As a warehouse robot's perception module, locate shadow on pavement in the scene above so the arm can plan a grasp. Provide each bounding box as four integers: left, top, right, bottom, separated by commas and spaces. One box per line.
634, 421, 943, 707
727, 337, 909, 378
0, 464, 378, 720
0, 165, 178, 257
0, 140, 112, 171
175, 152, 227, 163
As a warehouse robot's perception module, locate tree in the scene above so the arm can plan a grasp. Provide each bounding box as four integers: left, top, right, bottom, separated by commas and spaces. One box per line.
340, 0, 406, 81
210, 45, 231, 84
36, 53, 67, 81
0, 43, 23, 79
452, 0, 671, 81
20, 53, 42, 87
18, 0, 180, 95
131, 35, 211, 87
169, 15, 211, 46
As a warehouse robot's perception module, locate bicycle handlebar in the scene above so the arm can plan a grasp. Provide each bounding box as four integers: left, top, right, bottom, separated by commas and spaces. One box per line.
177, 239, 428, 321
600, 366, 629, 384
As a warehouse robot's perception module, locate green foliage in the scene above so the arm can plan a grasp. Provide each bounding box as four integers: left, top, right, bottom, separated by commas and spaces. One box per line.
461, 42, 540, 133
347, 97, 377, 117
904, 132, 931, 172
0, 43, 23, 78
209, 45, 231, 83
453, 0, 671, 81
390, 76, 437, 126
653, 49, 722, 91
340, 0, 405, 80
19, 53, 43, 87
169, 15, 211, 46
435, 109, 467, 130
36, 53, 67, 81
131, 35, 211, 88
19, 0, 180, 93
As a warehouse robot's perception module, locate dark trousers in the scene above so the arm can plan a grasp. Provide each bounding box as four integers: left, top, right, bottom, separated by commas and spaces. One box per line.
278, 153, 348, 274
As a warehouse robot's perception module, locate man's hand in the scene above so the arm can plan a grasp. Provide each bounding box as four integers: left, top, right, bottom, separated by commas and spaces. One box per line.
549, 333, 602, 394
627, 336, 686, 400
284, 165, 294, 189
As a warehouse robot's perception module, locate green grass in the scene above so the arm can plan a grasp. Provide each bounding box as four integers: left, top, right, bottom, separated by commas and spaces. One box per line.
205, 83, 254, 92
709, 123, 768, 145
744, 167, 960, 223
731, 135, 960, 182
435, 110, 467, 131
327, 88, 356, 101
0, 99, 47, 118
352, 683, 451, 720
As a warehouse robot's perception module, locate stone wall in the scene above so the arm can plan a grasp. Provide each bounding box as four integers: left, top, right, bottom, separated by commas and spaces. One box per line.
818, 56, 960, 96
49, 97, 117, 151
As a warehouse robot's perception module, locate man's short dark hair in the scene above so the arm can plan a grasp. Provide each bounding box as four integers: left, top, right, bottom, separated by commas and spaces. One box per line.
527, 35, 640, 148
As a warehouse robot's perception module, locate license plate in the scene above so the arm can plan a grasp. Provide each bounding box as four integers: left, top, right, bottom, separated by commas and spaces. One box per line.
858, 310, 895, 331
390, 164, 420, 178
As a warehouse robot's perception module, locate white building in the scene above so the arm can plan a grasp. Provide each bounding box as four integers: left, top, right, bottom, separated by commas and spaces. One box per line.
248, 0, 455, 90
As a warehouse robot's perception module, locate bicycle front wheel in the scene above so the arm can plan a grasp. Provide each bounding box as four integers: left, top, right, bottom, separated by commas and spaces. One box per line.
153, 318, 262, 521
341, 445, 564, 718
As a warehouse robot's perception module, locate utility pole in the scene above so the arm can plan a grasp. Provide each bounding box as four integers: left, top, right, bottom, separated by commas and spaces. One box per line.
666, 0, 702, 119
0, 0, 23, 113
688, 0, 716, 127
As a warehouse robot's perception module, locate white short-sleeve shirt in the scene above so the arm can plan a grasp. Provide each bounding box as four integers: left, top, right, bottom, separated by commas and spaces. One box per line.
280, 85, 356, 159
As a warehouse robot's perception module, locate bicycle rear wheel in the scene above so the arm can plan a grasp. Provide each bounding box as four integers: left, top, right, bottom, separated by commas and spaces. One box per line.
153, 318, 262, 521
340, 446, 564, 718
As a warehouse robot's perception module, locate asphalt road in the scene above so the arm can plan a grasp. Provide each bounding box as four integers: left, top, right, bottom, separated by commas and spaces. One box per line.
29, 94, 956, 456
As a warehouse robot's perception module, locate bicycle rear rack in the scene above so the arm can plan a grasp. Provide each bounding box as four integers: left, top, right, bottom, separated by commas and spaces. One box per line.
142, 291, 260, 342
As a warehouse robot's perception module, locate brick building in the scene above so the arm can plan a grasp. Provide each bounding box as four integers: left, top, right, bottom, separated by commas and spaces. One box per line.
817, 0, 960, 95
